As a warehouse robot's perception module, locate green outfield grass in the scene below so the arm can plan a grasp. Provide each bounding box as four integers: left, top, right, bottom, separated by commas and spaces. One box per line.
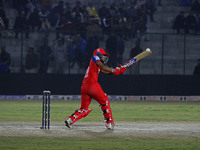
0, 100, 199, 122
0, 100, 200, 150
0, 137, 200, 150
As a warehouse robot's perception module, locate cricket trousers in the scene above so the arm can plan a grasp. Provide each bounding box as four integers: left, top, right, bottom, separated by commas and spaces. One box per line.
67, 81, 114, 125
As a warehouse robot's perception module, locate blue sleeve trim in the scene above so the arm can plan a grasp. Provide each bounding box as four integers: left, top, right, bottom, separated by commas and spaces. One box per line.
92, 55, 100, 63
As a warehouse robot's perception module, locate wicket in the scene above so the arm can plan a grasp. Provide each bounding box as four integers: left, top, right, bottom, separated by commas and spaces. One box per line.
41, 90, 51, 129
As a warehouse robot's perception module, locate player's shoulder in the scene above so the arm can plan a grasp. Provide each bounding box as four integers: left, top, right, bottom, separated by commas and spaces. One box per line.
92, 55, 100, 63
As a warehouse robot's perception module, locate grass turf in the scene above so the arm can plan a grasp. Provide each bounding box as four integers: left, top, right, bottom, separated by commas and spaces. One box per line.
0, 137, 200, 150
0, 100, 200, 150
0, 100, 199, 122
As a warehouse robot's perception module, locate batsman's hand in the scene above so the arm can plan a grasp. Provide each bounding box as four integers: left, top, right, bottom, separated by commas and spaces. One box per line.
112, 66, 127, 75
118, 64, 127, 74
120, 66, 127, 74
112, 67, 121, 75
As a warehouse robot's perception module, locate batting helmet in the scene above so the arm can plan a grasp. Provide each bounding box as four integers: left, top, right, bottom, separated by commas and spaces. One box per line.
93, 48, 109, 56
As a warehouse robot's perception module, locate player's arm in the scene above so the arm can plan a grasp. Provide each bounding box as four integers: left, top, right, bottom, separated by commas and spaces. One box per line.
96, 61, 127, 75
96, 61, 113, 75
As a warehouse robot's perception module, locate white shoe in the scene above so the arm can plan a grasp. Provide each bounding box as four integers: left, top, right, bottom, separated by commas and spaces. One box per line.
65, 117, 72, 128
107, 123, 114, 130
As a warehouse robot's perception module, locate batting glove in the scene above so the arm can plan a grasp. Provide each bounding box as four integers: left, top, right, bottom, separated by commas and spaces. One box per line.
112, 67, 121, 75
117, 64, 127, 74
120, 67, 127, 74
112, 66, 127, 75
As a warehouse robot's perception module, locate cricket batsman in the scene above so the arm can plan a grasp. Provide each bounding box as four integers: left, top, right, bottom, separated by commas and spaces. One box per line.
65, 48, 127, 129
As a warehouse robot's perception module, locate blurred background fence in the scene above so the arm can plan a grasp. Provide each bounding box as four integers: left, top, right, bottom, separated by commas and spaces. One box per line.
0, 30, 199, 75
0, 0, 199, 75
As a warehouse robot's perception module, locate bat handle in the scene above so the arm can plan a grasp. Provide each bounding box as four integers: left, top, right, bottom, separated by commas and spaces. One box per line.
122, 64, 128, 68
122, 58, 137, 68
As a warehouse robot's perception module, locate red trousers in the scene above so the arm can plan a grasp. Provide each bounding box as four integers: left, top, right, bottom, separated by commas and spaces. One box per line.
67, 81, 114, 125
81, 82, 108, 109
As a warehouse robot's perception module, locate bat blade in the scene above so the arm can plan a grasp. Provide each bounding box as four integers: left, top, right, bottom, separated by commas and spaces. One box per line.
123, 48, 152, 67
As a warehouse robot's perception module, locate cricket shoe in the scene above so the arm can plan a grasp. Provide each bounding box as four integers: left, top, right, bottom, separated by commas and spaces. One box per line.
65, 117, 72, 128
106, 123, 114, 130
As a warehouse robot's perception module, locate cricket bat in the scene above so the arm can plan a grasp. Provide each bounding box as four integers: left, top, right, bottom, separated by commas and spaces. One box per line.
122, 48, 152, 68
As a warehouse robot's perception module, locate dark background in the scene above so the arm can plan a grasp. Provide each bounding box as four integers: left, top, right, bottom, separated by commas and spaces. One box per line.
0, 74, 200, 95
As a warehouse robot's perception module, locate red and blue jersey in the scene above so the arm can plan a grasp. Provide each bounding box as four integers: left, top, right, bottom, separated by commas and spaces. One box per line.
82, 55, 101, 84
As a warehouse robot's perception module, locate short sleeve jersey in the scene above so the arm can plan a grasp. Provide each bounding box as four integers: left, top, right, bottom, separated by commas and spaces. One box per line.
82, 55, 101, 83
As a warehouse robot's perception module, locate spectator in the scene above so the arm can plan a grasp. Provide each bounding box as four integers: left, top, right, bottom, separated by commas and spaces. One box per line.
38, 38, 52, 73
72, 5, 85, 32
126, 2, 137, 19
78, 35, 87, 68
118, 2, 126, 15
25, 46, 39, 73
106, 32, 117, 67
126, 17, 136, 39
173, 11, 186, 34
82, 5, 90, 29
0, 5, 9, 29
72, 5, 84, 21
0, 16, 4, 35
197, 13, 200, 33
14, 11, 29, 39
185, 11, 198, 34
72, 1, 83, 14
135, 17, 148, 41
28, 8, 41, 31
86, 2, 99, 19
41, 0, 53, 11
193, 58, 200, 75
0, 45, 11, 66
86, 19, 100, 61
47, 8, 59, 30
26, 0, 36, 15
145, 0, 157, 22
136, 0, 147, 8
56, 14, 74, 38
130, 40, 143, 74
130, 40, 143, 58
52, 38, 67, 74
0, 58, 10, 73
110, 2, 120, 17
116, 35, 125, 65
0, 46, 11, 73
101, 16, 112, 35
39, 9, 51, 30
191, 0, 200, 15
70, 34, 87, 69
13, 0, 28, 15
98, 2, 110, 19
64, 2, 73, 22
53, 0, 64, 17
138, 6, 148, 25
118, 12, 128, 39
0, 17, 11, 37
112, 15, 120, 33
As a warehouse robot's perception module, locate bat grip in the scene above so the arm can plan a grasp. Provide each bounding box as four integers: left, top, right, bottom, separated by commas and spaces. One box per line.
122, 64, 128, 68
122, 58, 137, 68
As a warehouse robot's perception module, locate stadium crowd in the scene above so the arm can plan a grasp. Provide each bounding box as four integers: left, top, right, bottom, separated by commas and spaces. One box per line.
173, 0, 200, 34
1, 0, 199, 74
1, 0, 159, 40
0, 0, 159, 73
